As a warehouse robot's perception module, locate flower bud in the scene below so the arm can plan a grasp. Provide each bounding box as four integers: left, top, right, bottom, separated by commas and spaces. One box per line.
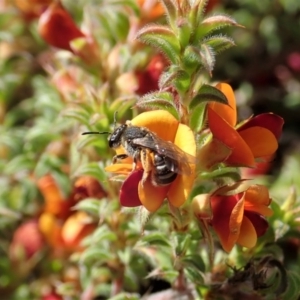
192, 194, 212, 220
10, 219, 44, 262
38, 1, 85, 51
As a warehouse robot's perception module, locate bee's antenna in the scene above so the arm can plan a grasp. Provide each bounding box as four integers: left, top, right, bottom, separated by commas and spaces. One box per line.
82, 131, 111, 135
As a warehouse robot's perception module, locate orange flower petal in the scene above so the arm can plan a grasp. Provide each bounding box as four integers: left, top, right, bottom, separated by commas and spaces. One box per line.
209, 83, 237, 126
167, 175, 189, 207
245, 213, 269, 237
39, 213, 64, 247
105, 163, 133, 174
238, 127, 278, 157
167, 123, 196, 207
62, 212, 95, 249
244, 203, 273, 217
227, 197, 245, 250
208, 107, 255, 166
238, 113, 284, 140
236, 216, 257, 248
244, 185, 271, 206
131, 110, 179, 142
138, 176, 169, 212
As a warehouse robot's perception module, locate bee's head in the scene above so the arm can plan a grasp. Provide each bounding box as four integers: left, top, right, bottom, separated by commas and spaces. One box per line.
108, 124, 127, 148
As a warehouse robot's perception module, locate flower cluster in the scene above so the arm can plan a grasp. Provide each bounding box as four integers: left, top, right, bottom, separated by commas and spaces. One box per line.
38, 175, 106, 251
105, 83, 283, 252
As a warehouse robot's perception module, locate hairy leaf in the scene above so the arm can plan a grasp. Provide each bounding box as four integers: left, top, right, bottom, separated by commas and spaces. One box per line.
199, 44, 215, 75
204, 35, 235, 53
137, 92, 179, 119
159, 0, 177, 28
190, 84, 228, 109
136, 25, 180, 64
196, 14, 240, 41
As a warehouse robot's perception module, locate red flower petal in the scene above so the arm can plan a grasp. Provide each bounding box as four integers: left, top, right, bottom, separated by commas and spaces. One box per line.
211, 195, 237, 252
120, 170, 143, 207
238, 113, 284, 140
244, 212, 269, 237
38, 2, 85, 51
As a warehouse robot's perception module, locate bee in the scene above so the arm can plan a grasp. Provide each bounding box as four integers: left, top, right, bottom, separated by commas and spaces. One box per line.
83, 120, 195, 186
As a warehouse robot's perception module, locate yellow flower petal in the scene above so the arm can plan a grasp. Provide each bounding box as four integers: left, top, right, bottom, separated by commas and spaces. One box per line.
167, 123, 196, 207
236, 216, 257, 248
131, 110, 179, 142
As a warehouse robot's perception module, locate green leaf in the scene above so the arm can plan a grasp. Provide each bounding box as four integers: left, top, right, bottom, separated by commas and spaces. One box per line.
80, 247, 113, 265
137, 92, 179, 119
108, 293, 140, 300
109, 0, 140, 16
159, 69, 179, 89
199, 167, 241, 182
184, 266, 204, 285
72, 162, 107, 182
73, 198, 101, 216
136, 25, 180, 64
4, 154, 35, 175
189, 84, 228, 109
110, 96, 137, 118
159, 0, 178, 29
196, 14, 240, 41
204, 35, 235, 53
140, 232, 172, 247
190, 103, 206, 131
91, 225, 118, 244
189, 0, 209, 28
177, 18, 191, 48
181, 254, 205, 273
199, 44, 215, 75
63, 108, 91, 126
281, 271, 300, 300
173, 69, 191, 94
159, 270, 179, 283
174, 233, 191, 256
182, 45, 203, 73
52, 170, 72, 199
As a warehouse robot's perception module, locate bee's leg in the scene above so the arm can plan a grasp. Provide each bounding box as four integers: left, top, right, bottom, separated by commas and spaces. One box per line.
112, 154, 128, 164
140, 149, 153, 186
130, 150, 140, 171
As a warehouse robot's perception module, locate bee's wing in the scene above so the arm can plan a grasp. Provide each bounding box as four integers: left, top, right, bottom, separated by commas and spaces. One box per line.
132, 134, 195, 175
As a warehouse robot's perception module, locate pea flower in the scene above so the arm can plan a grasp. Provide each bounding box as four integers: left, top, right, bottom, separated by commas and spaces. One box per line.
193, 184, 273, 252
37, 175, 104, 250
105, 110, 196, 212
199, 83, 284, 169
